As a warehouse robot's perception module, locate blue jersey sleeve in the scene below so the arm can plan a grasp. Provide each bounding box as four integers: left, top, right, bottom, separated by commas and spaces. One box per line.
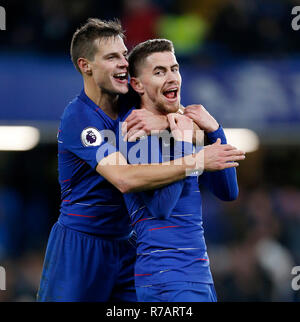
138, 140, 193, 219
61, 105, 117, 169
206, 125, 227, 145
139, 182, 184, 220
198, 126, 239, 201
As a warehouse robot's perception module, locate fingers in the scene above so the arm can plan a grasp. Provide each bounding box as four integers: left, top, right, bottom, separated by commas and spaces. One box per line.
124, 128, 147, 142
121, 122, 128, 137
123, 123, 141, 141
122, 109, 151, 136
183, 111, 198, 122
184, 104, 204, 112
123, 109, 145, 124
222, 162, 239, 169
223, 149, 245, 157
168, 113, 194, 133
122, 112, 136, 128
207, 140, 244, 154
122, 114, 146, 136
224, 155, 245, 162
184, 110, 197, 117
122, 112, 152, 140
222, 144, 240, 151
184, 105, 207, 119
214, 138, 221, 145
216, 142, 245, 161
128, 129, 147, 142
122, 119, 139, 136
167, 113, 177, 130
167, 114, 181, 141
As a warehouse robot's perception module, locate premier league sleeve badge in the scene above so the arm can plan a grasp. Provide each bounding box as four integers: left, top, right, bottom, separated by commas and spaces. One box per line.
81, 127, 102, 147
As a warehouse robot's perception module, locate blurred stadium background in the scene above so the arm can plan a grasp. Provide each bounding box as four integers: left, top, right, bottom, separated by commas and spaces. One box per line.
0, 0, 300, 302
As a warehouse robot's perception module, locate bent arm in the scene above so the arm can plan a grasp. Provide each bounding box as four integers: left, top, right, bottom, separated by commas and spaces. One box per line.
198, 126, 239, 201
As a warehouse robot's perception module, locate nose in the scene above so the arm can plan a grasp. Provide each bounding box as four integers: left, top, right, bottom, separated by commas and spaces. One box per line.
118, 56, 129, 68
166, 70, 178, 83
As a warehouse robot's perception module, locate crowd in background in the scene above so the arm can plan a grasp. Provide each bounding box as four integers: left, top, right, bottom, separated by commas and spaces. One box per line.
0, 0, 300, 301
2, 0, 300, 59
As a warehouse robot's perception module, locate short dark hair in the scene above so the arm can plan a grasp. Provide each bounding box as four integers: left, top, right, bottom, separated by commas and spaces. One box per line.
70, 18, 125, 73
128, 39, 174, 77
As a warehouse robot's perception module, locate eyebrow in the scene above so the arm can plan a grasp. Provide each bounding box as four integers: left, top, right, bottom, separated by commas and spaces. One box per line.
153, 63, 179, 71
103, 50, 128, 58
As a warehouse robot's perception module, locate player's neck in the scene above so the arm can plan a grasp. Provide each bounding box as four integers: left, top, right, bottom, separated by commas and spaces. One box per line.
84, 82, 119, 120
140, 99, 161, 116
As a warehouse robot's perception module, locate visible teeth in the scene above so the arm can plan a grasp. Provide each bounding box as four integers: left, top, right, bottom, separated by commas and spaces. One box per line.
115, 73, 126, 77
165, 88, 177, 93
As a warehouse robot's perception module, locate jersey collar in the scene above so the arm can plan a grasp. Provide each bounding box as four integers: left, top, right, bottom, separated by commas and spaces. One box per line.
79, 89, 101, 113
78, 89, 121, 122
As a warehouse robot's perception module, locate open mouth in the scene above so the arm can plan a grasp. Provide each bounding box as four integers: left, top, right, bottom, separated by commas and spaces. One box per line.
163, 88, 178, 100
113, 72, 128, 83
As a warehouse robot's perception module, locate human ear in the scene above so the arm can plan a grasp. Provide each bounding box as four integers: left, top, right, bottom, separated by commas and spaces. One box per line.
130, 77, 144, 94
77, 58, 92, 76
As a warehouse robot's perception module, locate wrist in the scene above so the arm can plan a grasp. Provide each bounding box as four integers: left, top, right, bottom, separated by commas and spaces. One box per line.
206, 125, 227, 144
180, 151, 204, 177
204, 121, 219, 133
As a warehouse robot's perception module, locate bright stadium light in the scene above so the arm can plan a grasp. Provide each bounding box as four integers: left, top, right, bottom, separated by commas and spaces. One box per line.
0, 126, 40, 151
223, 128, 259, 153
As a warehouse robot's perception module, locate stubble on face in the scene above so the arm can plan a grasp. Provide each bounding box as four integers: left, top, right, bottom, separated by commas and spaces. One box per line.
138, 52, 182, 115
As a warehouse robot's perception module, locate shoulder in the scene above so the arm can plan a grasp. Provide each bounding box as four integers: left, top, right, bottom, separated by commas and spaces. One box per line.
61, 96, 105, 132
61, 96, 88, 123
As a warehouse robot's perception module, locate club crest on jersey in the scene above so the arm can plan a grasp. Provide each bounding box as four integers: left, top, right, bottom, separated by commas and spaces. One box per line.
81, 127, 102, 147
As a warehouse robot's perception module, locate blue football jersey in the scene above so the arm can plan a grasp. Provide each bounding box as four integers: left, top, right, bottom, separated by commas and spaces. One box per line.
118, 108, 238, 286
